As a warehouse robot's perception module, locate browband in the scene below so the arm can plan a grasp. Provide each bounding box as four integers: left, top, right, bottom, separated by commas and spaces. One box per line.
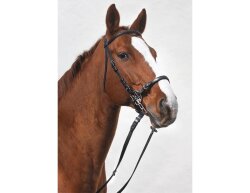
104, 30, 141, 48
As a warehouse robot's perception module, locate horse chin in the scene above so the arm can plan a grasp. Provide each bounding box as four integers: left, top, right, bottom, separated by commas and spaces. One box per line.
148, 110, 177, 129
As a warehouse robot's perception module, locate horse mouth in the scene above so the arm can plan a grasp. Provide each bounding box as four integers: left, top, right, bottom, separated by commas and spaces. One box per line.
147, 109, 177, 128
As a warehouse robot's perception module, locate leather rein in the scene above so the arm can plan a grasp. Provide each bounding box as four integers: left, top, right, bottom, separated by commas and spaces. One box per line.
96, 30, 170, 193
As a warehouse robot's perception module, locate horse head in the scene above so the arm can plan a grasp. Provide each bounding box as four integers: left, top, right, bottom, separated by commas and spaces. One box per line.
103, 4, 178, 128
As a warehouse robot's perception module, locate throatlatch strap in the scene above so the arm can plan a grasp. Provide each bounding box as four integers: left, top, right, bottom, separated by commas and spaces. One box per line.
96, 113, 144, 193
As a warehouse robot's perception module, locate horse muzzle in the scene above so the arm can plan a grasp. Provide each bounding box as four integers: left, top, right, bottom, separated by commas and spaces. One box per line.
148, 97, 178, 128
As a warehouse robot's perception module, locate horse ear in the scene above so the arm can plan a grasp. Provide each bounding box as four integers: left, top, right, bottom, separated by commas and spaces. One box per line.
130, 9, 147, 34
106, 4, 120, 35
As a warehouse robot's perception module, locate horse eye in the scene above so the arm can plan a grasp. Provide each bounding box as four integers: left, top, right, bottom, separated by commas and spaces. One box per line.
117, 52, 129, 60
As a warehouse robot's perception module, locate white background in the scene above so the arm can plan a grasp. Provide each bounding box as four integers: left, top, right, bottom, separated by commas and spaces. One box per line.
59, 0, 191, 193
0, 0, 250, 193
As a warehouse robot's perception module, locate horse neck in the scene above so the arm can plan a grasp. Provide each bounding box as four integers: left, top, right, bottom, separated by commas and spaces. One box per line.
59, 39, 121, 169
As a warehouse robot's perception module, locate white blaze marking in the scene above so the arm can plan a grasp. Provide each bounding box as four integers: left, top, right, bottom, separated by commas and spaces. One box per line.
132, 37, 178, 109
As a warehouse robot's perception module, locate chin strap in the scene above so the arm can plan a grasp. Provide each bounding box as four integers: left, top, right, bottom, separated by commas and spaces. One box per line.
96, 113, 157, 193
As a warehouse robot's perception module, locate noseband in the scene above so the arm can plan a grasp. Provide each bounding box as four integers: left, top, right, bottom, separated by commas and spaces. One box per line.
96, 30, 170, 193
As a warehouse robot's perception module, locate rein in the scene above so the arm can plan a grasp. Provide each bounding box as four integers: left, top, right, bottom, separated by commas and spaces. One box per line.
96, 30, 169, 193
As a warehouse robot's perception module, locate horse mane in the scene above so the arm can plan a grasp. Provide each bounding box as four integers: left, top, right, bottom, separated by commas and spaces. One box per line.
58, 26, 129, 101
58, 38, 101, 101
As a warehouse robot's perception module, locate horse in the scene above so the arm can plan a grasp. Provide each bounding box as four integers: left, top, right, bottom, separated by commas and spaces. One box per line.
58, 4, 178, 193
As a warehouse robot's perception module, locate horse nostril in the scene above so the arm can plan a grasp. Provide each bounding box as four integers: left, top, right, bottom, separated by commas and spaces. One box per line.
159, 98, 167, 110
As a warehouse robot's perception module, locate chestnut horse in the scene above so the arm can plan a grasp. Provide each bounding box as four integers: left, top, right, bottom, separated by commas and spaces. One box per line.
58, 4, 178, 193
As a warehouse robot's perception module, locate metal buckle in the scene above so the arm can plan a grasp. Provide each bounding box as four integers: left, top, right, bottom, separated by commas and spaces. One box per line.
130, 92, 147, 114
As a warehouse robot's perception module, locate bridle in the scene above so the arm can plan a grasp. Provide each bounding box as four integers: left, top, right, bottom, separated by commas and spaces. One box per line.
103, 30, 169, 115
96, 30, 170, 193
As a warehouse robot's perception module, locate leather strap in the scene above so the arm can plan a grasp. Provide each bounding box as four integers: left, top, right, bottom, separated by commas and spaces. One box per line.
96, 113, 144, 193
104, 30, 141, 47
104, 39, 148, 114
96, 114, 157, 193
117, 127, 157, 193
139, 75, 170, 95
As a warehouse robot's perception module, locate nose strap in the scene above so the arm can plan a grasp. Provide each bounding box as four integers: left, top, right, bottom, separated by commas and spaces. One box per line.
139, 75, 170, 95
